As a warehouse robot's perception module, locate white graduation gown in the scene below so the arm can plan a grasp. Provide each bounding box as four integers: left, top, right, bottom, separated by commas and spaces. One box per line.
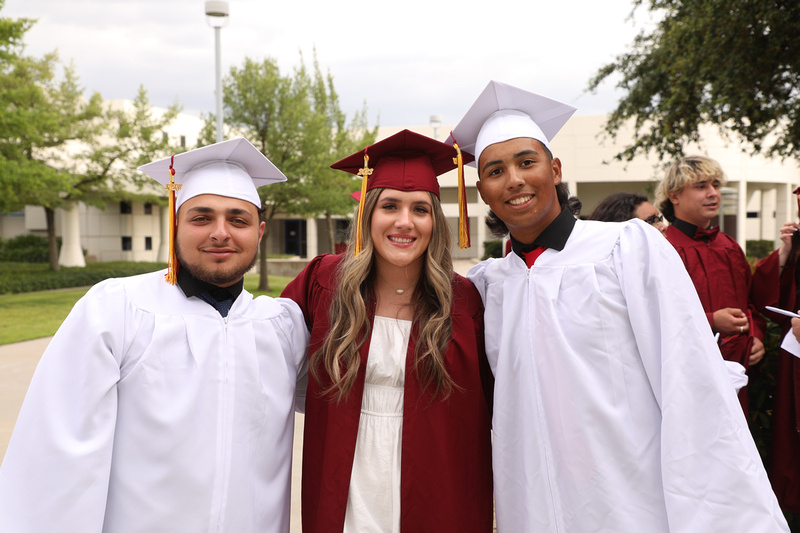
468, 219, 787, 533
0, 270, 309, 533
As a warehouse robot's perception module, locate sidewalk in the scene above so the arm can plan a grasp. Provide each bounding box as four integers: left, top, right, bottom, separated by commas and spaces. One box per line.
0, 337, 304, 532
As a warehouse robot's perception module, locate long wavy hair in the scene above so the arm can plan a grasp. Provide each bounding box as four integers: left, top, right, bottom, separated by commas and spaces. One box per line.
313, 187, 456, 401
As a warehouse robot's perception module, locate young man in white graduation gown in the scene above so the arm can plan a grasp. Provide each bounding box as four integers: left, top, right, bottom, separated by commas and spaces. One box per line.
448, 81, 788, 532
0, 138, 309, 532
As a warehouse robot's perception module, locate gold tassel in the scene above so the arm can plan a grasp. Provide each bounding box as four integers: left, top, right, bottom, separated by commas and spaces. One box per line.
453, 141, 470, 249
354, 154, 372, 256
164, 164, 182, 284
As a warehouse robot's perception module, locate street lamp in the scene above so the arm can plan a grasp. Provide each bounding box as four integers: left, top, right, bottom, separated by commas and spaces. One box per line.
429, 114, 442, 140
205, 1, 229, 143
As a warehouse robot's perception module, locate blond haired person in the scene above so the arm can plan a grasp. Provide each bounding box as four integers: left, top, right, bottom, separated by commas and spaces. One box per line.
656, 156, 765, 414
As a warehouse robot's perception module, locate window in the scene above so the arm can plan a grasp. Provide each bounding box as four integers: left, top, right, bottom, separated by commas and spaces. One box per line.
144, 203, 153, 215
180, 135, 186, 148
145, 237, 152, 251
120, 201, 132, 214
122, 236, 132, 251
746, 211, 759, 219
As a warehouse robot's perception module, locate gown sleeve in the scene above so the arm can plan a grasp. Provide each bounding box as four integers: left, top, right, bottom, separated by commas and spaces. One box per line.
0, 280, 143, 532
615, 221, 787, 531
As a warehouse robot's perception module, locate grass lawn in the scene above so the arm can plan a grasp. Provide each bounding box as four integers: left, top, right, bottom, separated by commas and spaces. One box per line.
0, 273, 293, 346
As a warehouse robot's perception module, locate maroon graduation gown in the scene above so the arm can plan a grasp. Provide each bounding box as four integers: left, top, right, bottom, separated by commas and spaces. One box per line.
281, 254, 494, 533
665, 225, 764, 413
752, 250, 800, 512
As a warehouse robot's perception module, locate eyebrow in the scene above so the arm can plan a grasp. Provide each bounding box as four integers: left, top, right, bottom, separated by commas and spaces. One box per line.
185, 206, 254, 218
481, 149, 540, 174
379, 196, 433, 208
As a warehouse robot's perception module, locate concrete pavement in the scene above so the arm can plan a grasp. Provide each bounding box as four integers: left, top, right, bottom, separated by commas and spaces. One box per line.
0, 336, 305, 532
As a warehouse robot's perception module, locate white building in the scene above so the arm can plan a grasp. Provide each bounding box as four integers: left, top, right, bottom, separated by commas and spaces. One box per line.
2, 110, 798, 266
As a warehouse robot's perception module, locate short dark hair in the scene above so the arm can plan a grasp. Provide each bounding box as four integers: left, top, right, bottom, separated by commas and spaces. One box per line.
588, 192, 648, 223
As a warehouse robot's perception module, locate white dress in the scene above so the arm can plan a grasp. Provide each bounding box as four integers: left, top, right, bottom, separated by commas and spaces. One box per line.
344, 316, 411, 533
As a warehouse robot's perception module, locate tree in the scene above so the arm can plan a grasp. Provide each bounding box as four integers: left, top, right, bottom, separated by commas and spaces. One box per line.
201, 52, 377, 291
1, 6, 180, 269
588, 0, 800, 162
0, 45, 103, 269
64, 87, 181, 211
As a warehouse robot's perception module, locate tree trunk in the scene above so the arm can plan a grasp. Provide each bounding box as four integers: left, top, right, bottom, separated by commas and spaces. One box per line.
327, 212, 336, 254
258, 226, 271, 292
45, 206, 60, 272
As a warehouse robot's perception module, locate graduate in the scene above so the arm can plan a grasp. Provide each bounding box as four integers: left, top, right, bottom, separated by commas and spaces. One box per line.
281, 130, 494, 533
655, 156, 765, 413
752, 209, 800, 513
448, 80, 787, 532
589, 191, 667, 235
0, 138, 309, 532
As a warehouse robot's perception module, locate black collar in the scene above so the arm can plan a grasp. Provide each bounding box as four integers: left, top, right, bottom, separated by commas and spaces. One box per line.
177, 267, 244, 303
672, 217, 702, 238
510, 205, 576, 256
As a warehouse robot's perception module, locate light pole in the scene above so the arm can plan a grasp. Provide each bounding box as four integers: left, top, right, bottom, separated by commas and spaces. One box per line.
429, 114, 443, 140
205, 1, 229, 143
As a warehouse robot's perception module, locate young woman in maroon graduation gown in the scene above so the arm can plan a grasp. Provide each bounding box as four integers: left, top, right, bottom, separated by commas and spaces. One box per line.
281, 130, 494, 533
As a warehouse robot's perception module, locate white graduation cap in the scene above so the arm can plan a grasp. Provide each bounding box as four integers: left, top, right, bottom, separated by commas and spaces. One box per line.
447, 80, 577, 167
138, 137, 286, 211
138, 137, 286, 285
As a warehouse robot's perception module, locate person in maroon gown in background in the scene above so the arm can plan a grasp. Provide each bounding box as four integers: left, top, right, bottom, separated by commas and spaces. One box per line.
752, 187, 800, 513
655, 155, 765, 415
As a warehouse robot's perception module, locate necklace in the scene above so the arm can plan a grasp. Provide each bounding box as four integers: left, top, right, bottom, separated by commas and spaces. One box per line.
376, 272, 415, 296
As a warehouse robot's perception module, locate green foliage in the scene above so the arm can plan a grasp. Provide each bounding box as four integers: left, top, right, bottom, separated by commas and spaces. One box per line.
0, 6, 180, 269
746, 239, 776, 260
0, 261, 166, 294
482, 240, 503, 260
205, 50, 378, 290
0, 234, 52, 262
748, 319, 780, 465
588, 0, 800, 162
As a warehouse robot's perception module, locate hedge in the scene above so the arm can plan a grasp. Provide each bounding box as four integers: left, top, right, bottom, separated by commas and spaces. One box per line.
0, 262, 167, 294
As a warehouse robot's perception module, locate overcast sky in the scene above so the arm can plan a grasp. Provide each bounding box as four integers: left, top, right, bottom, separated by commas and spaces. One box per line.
4, 0, 653, 129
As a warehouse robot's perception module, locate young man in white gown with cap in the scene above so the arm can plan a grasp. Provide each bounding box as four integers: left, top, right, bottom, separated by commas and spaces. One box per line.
0, 138, 309, 532
449, 81, 788, 532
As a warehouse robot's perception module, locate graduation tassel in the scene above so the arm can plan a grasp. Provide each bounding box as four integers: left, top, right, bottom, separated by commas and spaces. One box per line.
354, 153, 372, 256
452, 138, 470, 249
164, 155, 182, 284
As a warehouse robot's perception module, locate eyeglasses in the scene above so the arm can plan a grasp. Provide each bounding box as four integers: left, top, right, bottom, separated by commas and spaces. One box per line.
644, 214, 664, 226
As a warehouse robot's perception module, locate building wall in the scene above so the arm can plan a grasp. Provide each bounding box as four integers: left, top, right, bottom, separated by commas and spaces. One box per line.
3, 109, 799, 264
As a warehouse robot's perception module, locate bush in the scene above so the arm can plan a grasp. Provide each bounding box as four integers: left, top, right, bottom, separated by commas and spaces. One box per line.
483, 240, 503, 260
746, 239, 775, 260
0, 234, 53, 263
0, 262, 167, 294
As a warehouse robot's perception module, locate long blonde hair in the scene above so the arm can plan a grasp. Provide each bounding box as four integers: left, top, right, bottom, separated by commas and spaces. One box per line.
313, 187, 456, 401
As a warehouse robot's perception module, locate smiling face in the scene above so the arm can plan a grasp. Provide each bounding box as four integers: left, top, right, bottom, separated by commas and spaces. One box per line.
476, 137, 563, 243
369, 189, 434, 273
669, 177, 721, 228
175, 194, 265, 287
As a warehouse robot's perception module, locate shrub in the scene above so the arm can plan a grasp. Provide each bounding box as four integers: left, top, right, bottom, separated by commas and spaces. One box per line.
482, 240, 503, 260
0, 262, 166, 294
746, 239, 775, 260
0, 234, 52, 263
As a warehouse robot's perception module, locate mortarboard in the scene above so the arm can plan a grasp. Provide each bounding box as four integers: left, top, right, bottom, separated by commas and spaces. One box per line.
447, 80, 577, 167
138, 137, 286, 284
332, 129, 474, 253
